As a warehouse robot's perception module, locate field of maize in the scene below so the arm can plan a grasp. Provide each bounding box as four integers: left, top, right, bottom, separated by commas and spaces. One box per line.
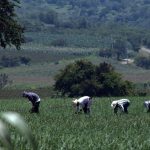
0, 97, 150, 150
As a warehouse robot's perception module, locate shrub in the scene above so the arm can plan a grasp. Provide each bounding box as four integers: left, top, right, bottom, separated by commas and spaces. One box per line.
0, 56, 19, 67
51, 39, 67, 47
0, 56, 30, 67
20, 57, 30, 65
135, 55, 150, 69
23, 36, 33, 43
39, 9, 58, 25
54, 60, 134, 97
0, 74, 12, 89
98, 49, 112, 58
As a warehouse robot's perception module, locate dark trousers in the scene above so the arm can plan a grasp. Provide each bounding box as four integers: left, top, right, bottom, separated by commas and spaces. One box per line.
147, 104, 150, 112
31, 102, 40, 113
83, 103, 90, 114
144, 102, 150, 112
123, 102, 130, 113
76, 102, 90, 114
114, 102, 130, 114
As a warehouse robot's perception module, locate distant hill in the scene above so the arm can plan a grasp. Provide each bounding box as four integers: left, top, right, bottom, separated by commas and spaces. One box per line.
15, 0, 150, 57
17, 0, 150, 30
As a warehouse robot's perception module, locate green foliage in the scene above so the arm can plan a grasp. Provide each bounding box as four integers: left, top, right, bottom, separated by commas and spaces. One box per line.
0, 73, 12, 89
20, 56, 30, 65
98, 49, 112, 58
51, 38, 68, 47
17, 0, 150, 53
0, 112, 37, 150
112, 38, 127, 60
38, 9, 58, 25
0, 0, 24, 49
0, 55, 30, 67
18, 0, 150, 29
54, 60, 134, 96
25, 26, 150, 52
54, 60, 96, 96
135, 54, 150, 69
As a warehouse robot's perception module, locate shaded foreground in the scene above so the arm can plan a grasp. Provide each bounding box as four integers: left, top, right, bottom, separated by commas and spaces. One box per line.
0, 97, 150, 150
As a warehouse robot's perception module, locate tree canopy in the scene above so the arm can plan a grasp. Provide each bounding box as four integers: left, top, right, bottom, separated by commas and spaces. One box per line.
54, 60, 134, 97
0, 0, 23, 49
17, 0, 150, 29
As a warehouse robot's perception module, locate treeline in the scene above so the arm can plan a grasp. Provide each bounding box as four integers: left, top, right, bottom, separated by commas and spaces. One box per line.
19, 0, 150, 29
95, 25, 150, 59
26, 25, 150, 57
0, 56, 30, 68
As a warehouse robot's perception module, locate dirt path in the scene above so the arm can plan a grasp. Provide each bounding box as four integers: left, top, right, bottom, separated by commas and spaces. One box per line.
140, 47, 150, 53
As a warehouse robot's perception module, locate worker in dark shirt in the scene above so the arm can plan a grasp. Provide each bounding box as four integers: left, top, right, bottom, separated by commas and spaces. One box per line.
22, 91, 41, 113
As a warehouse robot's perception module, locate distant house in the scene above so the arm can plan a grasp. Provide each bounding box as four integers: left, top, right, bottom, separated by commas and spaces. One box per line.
120, 59, 134, 64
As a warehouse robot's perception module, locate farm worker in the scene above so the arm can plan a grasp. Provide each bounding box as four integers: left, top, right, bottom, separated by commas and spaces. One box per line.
72, 96, 92, 114
111, 99, 130, 114
144, 101, 150, 112
22, 91, 41, 113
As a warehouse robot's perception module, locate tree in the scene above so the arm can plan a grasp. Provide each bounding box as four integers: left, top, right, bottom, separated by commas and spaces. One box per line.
39, 9, 58, 25
54, 60, 96, 97
54, 60, 134, 97
0, 0, 24, 49
0, 73, 12, 88
112, 38, 127, 60
135, 54, 150, 69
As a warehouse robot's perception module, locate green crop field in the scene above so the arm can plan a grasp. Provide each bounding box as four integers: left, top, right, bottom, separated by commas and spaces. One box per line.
1, 97, 150, 150
2, 1, 150, 149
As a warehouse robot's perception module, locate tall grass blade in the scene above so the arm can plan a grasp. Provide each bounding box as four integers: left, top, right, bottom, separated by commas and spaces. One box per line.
1, 112, 37, 150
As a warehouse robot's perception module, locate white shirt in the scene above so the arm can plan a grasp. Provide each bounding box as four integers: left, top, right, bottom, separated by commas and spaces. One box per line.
111, 99, 130, 109
73, 96, 92, 108
144, 101, 150, 105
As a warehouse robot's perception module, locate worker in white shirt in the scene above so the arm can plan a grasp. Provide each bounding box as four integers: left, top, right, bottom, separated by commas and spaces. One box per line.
144, 101, 150, 112
111, 99, 130, 114
72, 96, 92, 114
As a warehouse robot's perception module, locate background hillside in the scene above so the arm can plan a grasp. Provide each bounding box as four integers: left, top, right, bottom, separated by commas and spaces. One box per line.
1, 0, 150, 95
18, 0, 150, 30
17, 0, 150, 54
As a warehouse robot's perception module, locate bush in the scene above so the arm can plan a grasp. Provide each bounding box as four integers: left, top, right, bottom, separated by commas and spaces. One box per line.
98, 49, 112, 58
0, 74, 12, 89
0, 56, 30, 67
135, 55, 150, 69
23, 36, 34, 43
39, 9, 58, 25
20, 57, 30, 65
51, 39, 67, 47
0, 56, 19, 67
54, 60, 134, 97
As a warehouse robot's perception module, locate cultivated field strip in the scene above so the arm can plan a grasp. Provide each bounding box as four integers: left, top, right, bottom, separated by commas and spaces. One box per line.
0, 97, 150, 149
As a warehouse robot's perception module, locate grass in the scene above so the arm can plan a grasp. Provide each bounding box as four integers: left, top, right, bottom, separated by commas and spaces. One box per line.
0, 97, 150, 149
23, 30, 112, 48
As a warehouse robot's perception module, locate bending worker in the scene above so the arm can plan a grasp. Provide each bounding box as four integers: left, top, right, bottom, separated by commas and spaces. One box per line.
144, 100, 150, 112
22, 91, 41, 113
72, 96, 92, 114
111, 99, 130, 114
